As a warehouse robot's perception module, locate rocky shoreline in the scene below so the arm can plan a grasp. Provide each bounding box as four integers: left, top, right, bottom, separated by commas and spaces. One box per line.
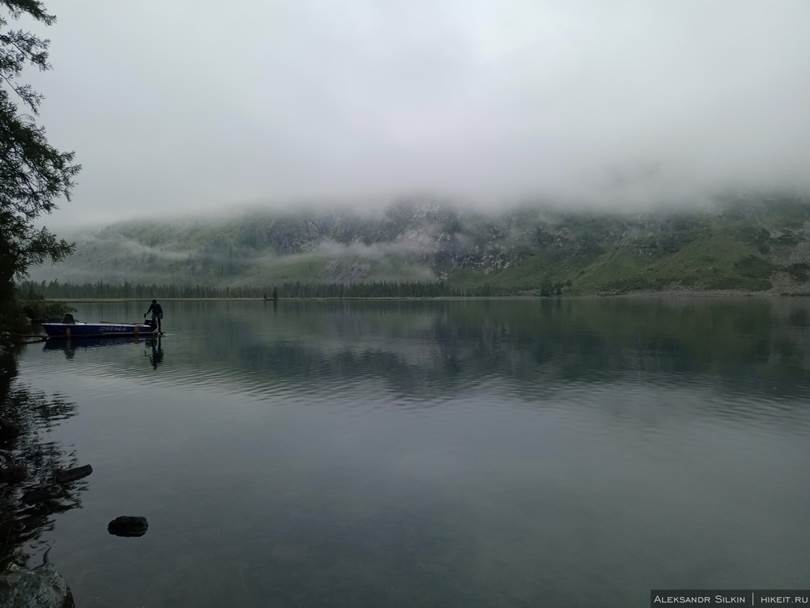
0, 565, 74, 608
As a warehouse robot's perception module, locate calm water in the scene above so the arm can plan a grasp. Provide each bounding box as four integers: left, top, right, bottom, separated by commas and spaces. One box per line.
11, 299, 810, 607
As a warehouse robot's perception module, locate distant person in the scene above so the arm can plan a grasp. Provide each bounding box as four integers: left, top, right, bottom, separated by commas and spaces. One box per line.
144, 299, 164, 334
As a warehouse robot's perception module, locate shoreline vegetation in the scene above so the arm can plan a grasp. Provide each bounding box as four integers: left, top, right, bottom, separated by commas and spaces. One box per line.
11, 283, 810, 331
28, 198, 810, 299
17, 281, 810, 306
17, 273, 810, 307
27, 290, 810, 303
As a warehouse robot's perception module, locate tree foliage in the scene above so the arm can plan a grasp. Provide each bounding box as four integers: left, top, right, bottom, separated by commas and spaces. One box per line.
0, 0, 79, 306
18, 279, 526, 299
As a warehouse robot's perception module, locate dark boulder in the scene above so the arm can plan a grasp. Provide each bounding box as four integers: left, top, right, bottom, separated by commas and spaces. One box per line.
21, 486, 65, 505
0, 563, 75, 608
0, 419, 20, 441
107, 516, 148, 537
0, 463, 27, 484
0, 451, 26, 483
53, 465, 92, 485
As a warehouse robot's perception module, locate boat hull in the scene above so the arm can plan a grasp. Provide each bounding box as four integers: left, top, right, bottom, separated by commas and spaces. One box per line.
42, 322, 156, 339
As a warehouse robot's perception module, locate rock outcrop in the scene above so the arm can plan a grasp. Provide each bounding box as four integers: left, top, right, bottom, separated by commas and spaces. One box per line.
0, 564, 75, 608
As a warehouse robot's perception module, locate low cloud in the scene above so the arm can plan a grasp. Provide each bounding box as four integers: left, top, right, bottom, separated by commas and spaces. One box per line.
25, 0, 810, 225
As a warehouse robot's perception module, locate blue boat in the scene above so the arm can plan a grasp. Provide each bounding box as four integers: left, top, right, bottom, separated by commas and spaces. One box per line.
42, 321, 156, 339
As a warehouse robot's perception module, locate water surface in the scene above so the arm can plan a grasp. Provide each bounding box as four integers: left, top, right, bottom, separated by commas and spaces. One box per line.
13, 299, 810, 607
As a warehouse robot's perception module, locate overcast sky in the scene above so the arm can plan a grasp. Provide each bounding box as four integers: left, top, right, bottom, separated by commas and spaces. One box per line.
22, 0, 810, 224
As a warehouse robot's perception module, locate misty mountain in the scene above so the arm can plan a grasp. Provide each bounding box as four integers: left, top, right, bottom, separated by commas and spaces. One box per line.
30, 196, 810, 295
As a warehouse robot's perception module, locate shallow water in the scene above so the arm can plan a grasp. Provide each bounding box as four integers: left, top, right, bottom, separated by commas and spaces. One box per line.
12, 298, 810, 607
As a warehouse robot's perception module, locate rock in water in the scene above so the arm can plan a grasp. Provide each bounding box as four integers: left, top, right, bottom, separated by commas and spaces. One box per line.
21, 486, 64, 505
0, 464, 27, 483
0, 563, 75, 608
107, 516, 148, 537
53, 465, 92, 484
0, 451, 26, 484
0, 419, 20, 441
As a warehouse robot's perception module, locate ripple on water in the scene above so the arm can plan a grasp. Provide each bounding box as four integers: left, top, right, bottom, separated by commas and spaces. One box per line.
12, 300, 810, 608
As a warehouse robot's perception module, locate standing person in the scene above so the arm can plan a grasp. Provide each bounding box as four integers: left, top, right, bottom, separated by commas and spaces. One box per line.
144, 299, 164, 334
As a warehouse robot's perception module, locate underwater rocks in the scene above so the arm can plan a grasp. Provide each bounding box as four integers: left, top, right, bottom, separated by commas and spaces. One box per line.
0, 419, 20, 441
0, 451, 26, 483
107, 516, 148, 537
13, 464, 92, 501
0, 564, 75, 608
0, 463, 27, 483
52, 465, 92, 485
20, 486, 66, 505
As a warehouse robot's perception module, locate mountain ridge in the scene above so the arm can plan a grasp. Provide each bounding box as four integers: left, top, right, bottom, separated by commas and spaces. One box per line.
29, 195, 810, 295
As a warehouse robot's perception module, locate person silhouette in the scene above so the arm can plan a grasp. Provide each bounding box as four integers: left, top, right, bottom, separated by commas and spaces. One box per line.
144, 299, 164, 334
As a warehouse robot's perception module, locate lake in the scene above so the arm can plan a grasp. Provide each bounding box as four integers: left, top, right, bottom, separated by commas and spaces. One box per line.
9, 298, 810, 607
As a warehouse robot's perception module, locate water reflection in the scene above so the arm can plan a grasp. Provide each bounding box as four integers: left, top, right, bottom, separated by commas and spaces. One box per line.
44, 335, 159, 359
49, 299, 810, 410
13, 298, 810, 607
0, 344, 86, 570
147, 336, 164, 370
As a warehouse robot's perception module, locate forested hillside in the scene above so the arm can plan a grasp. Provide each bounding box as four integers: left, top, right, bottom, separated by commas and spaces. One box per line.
28, 195, 810, 296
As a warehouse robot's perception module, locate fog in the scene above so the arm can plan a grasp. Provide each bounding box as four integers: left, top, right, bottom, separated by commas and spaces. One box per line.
27, 0, 810, 225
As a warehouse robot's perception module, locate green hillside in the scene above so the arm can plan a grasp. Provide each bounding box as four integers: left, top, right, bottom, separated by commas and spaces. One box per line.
28, 195, 810, 296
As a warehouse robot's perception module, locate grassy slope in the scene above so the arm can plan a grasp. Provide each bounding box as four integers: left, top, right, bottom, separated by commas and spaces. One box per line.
574, 233, 770, 293
448, 221, 784, 294
237, 254, 434, 286
33, 198, 810, 294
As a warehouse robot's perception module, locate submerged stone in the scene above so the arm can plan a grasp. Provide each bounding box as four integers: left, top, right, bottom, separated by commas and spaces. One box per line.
0, 419, 20, 441
0, 563, 75, 608
0, 451, 26, 483
107, 516, 148, 537
53, 465, 92, 485
21, 486, 64, 505
0, 464, 27, 483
